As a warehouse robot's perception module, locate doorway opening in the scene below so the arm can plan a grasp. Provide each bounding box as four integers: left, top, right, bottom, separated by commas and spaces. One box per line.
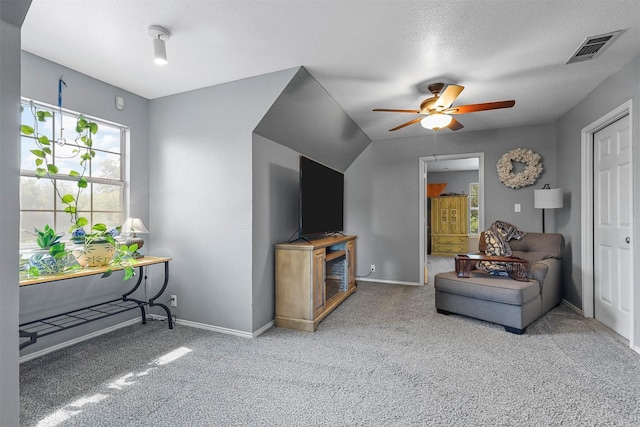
419, 153, 484, 284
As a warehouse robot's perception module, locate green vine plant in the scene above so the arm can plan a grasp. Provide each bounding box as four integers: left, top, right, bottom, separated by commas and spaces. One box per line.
21, 102, 95, 231
20, 102, 137, 280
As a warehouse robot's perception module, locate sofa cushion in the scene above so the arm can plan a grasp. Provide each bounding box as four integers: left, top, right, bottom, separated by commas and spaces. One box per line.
479, 231, 564, 266
434, 271, 540, 306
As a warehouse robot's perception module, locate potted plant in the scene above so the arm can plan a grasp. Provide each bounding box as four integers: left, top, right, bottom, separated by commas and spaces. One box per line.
27, 225, 72, 277
20, 103, 138, 279
71, 223, 123, 268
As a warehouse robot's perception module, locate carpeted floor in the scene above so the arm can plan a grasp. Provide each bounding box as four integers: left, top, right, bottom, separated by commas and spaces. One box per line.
426, 255, 454, 284
20, 264, 640, 426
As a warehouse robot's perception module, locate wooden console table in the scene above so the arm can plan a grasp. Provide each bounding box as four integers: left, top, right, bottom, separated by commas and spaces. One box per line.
19, 256, 173, 350
455, 254, 529, 281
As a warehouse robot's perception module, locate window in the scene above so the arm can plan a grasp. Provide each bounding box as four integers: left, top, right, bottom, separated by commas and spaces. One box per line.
20, 99, 126, 246
469, 182, 479, 235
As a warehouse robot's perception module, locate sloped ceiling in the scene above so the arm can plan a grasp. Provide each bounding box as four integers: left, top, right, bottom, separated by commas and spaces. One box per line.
0, 0, 31, 26
255, 67, 370, 172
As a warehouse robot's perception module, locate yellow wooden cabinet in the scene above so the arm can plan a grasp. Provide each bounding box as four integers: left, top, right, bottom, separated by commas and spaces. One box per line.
275, 234, 356, 332
430, 195, 469, 256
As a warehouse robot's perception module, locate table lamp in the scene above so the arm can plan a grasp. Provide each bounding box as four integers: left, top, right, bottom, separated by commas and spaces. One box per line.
534, 184, 563, 233
122, 217, 149, 258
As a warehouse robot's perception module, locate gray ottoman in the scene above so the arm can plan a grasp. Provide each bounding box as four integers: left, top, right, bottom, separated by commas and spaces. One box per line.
434, 271, 542, 334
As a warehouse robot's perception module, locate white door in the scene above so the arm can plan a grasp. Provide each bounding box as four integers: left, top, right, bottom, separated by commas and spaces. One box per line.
593, 114, 632, 339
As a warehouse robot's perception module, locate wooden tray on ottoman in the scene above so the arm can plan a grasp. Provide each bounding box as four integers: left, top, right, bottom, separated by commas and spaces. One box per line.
455, 254, 529, 281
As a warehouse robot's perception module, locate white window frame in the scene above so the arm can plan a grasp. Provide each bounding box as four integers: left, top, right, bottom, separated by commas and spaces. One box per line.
469, 182, 479, 236
20, 98, 127, 248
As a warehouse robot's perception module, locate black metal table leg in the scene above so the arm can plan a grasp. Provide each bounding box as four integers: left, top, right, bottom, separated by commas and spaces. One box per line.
20, 330, 37, 350
122, 265, 148, 324
147, 261, 173, 329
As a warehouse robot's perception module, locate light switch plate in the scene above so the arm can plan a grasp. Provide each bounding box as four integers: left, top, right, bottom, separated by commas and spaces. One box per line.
515, 204, 521, 212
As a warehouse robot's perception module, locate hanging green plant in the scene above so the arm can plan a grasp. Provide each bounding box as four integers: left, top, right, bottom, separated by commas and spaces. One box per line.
20, 102, 137, 279
21, 104, 96, 231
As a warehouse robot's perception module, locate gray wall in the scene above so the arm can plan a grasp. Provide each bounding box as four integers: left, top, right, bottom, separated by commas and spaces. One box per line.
1, 1, 31, 423
149, 66, 370, 334
345, 124, 556, 283
251, 68, 371, 330
148, 69, 297, 334
427, 170, 478, 195
556, 54, 640, 343
251, 135, 300, 330
19, 52, 151, 357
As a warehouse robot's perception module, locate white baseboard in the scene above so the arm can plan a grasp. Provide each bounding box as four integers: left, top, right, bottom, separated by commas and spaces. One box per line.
149, 314, 274, 338
19, 318, 140, 363
562, 299, 584, 316
562, 299, 639, 354
357, 278, 421, 286
20, 315, 276, 363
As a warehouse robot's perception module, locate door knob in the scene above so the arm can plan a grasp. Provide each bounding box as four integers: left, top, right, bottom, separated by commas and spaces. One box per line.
626, 237, 630, 243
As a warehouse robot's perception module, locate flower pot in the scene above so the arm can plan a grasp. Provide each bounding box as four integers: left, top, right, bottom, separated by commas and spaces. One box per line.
28, 250, 71, 275
73, 240, 117, 267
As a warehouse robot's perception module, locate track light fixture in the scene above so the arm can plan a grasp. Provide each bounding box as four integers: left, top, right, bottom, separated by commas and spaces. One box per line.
148, 25, 170, 65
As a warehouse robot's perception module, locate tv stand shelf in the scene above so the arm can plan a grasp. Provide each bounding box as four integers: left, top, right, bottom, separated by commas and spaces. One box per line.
325, 249, 346, 262
275, 234, 356, 332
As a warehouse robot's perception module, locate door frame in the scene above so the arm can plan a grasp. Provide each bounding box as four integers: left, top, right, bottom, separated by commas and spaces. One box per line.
419, 152, 485, 284
581, 99, 634, 348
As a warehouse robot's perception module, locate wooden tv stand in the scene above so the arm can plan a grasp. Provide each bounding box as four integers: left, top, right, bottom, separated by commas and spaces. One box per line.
275, 234, 356, 332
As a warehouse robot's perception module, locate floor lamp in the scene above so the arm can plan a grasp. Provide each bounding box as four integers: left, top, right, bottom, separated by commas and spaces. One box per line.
534, 184, 563, 233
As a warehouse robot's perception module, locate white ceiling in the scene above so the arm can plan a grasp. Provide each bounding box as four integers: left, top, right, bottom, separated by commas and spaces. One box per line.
21, 0, 640, 142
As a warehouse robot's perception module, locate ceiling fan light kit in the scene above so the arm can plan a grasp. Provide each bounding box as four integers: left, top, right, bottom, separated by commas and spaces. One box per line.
421, 113, 452, 130
373, 83, 515, 132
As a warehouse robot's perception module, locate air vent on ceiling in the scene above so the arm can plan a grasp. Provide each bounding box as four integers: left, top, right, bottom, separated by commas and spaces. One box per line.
566, 30, 623, 64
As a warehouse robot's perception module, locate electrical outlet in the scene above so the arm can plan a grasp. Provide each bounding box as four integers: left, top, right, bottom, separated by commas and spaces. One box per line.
514, 203, 521, 212
170, 295, 177, 307
370, 264, 376, 273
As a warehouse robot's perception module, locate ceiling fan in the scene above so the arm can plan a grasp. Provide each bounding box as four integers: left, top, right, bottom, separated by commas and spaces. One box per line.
373, 83, 515, 132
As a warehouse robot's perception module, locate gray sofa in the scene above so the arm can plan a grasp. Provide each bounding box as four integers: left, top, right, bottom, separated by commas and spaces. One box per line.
434, 232, 565, 334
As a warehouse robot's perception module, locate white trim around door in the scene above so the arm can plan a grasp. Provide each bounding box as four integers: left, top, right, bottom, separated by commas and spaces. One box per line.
581, 99, 635, 350
419, 153, 485, 285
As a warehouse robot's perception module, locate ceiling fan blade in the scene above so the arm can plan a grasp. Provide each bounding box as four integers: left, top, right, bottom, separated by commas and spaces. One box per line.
447, 117, 464, 131
373, 108, 421, 114
445, 100, 515, 114
389, 117, 423, 131
435, 84, 464, 109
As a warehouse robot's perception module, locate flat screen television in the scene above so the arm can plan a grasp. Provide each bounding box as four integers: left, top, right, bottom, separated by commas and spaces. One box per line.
299, 156, 344, 238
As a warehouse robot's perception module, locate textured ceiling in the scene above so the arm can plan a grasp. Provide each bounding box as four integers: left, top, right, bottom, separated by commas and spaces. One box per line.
21, 0, 640, 141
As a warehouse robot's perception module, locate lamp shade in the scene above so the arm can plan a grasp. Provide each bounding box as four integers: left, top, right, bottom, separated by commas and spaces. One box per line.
421, 113, 453, 130
122, 217, 149, 234
534, 188, 563, 209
